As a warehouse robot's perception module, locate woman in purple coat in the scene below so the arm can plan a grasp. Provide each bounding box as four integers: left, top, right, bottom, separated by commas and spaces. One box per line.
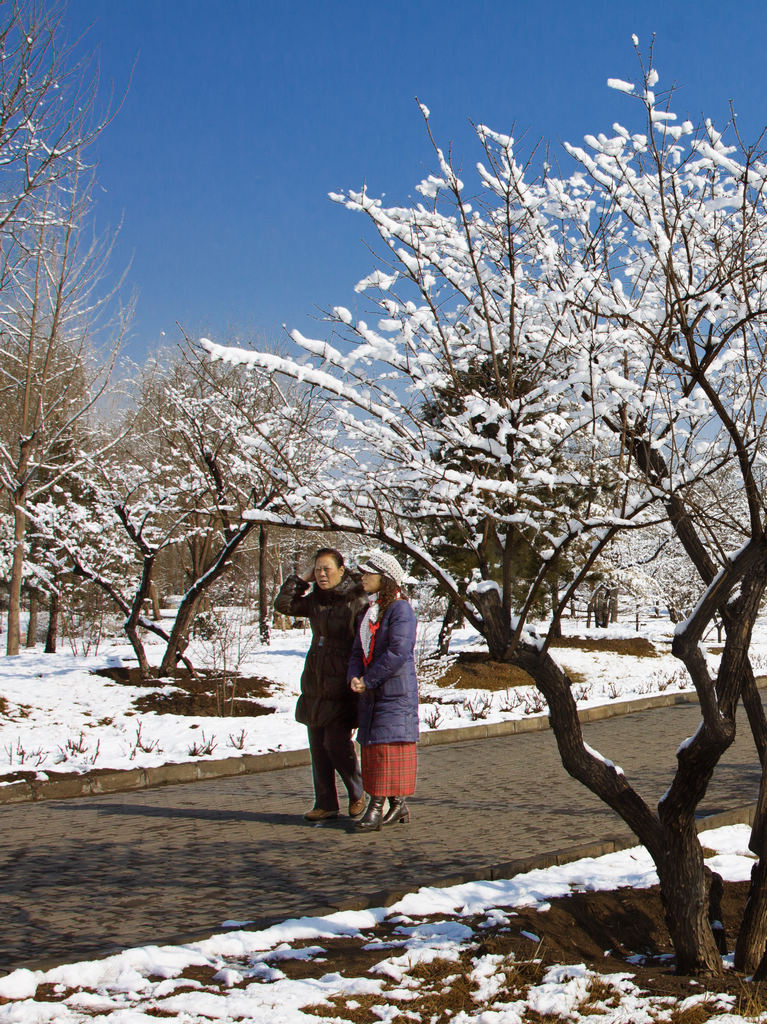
349, 550, 419, 832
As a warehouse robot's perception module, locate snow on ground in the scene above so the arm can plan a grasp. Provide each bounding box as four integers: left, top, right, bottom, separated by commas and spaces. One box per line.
1, 614, 765, 784
0, 824, 756, 1023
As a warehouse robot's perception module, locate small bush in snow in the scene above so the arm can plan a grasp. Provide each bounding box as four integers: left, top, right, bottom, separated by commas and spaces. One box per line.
521, 690, 547, 715
188, 732, 217, 757
129, 723, 162, 760
463, 693, 494, 721
421, 704, 443, 730
4, 737, 47, 767
228, 729, 247, 750
651, 667, 690, 693
499, 688, 522, 714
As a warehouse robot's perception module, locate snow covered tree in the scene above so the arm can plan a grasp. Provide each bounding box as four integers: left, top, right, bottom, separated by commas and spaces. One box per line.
0, 2, 123, 655
126, 342, 331, 673
205, 116, 630, 659
204, 51, 767, 975
31, 343, 331, 676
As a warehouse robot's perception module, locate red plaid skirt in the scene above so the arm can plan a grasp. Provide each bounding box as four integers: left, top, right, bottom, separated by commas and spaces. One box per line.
361, 742, 418, 796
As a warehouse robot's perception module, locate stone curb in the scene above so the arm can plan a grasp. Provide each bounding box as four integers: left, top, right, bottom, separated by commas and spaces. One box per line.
1, 682, 764, 805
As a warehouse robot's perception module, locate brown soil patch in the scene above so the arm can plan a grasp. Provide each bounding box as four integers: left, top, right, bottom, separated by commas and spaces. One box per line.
552, 635, 661, 657
438, 651, 534, 690
492, 880, 759, 1004
94, 667, 275, 717
282, 881, 759, 1019
437, 635, 659, 690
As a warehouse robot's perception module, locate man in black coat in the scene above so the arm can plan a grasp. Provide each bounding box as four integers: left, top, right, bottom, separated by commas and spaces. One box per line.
274, 548, 367, 821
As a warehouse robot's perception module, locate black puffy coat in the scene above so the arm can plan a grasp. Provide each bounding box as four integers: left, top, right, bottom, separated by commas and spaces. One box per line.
274, 572, 367, 728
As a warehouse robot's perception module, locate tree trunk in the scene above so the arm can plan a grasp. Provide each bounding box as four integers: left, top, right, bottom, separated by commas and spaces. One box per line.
159, 596, 202, 678
438, 597, 463, 656
149, 582, 161, 621
44, 591, 59, 653
501, 528, 514, 623
124, 553, 155, 679
125, 618, 152, 678
514, 641, 728, 975
735, 856, 767, 973
608, 586, 619, 623
6, 492, 26, 655
258, 524, 270, 645
741, 663, 767, 767
590, 588, 609, 628
469, 583, 511, 659
158, 522, 255, 677
734, 763, 767, 972
549, 580, 562, 639
26, 591, 38, 647
657, 832, 723, 976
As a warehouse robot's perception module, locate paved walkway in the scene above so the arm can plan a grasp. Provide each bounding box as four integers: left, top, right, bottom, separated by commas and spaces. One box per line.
1, 700, 763, 973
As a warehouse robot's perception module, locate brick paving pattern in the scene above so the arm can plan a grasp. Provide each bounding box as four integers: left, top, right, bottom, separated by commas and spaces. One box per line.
0, 700, 762, 972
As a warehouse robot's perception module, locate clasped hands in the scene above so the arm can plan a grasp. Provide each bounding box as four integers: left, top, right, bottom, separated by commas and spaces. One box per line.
350, 676, 366, 693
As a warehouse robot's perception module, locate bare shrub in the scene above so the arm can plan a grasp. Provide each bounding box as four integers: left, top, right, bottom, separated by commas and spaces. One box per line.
60, 581, 117, 656
197, 606, 261, 716
414, 624, 459, 691
421, 703, 443, 730
129, 723, 161, 760
5, 737, 47, 767
463, 692, 494, 721
55, 731, 90, 762
521, 690, 547, 715
228, 729, 247, 750
188, 731, 217, 756
572, 683, 593, 703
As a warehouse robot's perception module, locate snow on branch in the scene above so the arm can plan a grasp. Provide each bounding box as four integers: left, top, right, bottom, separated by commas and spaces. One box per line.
607, 78, 635, 95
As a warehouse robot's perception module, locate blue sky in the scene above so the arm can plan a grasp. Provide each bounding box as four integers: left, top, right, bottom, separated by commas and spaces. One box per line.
60, 0, 767, 359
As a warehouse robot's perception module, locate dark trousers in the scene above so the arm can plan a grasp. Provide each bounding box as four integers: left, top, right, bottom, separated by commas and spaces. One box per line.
307, 722, 363, 811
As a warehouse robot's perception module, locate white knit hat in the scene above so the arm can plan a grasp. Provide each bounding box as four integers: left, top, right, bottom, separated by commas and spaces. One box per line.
357, 550, 406, 587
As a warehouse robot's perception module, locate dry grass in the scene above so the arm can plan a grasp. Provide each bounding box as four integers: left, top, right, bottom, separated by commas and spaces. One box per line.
736, 979, 767, 1018
576, 974, 622, 1013
665, 999, 726, 1023
305, 958, 477, 1024
303, 944, 551, 1024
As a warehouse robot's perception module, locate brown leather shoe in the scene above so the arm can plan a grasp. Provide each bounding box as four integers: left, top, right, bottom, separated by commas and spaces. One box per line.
348, 796, 366, 819
303, 807, 339, 821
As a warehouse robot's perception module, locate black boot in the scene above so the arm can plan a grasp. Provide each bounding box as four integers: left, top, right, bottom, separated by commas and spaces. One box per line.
382, 797, 410, 826
355, 796, 385, 832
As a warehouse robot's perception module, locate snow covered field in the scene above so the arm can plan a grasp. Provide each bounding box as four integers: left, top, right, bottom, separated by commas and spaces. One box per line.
1, 616, 764, 784
0, 824, 757, 1023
